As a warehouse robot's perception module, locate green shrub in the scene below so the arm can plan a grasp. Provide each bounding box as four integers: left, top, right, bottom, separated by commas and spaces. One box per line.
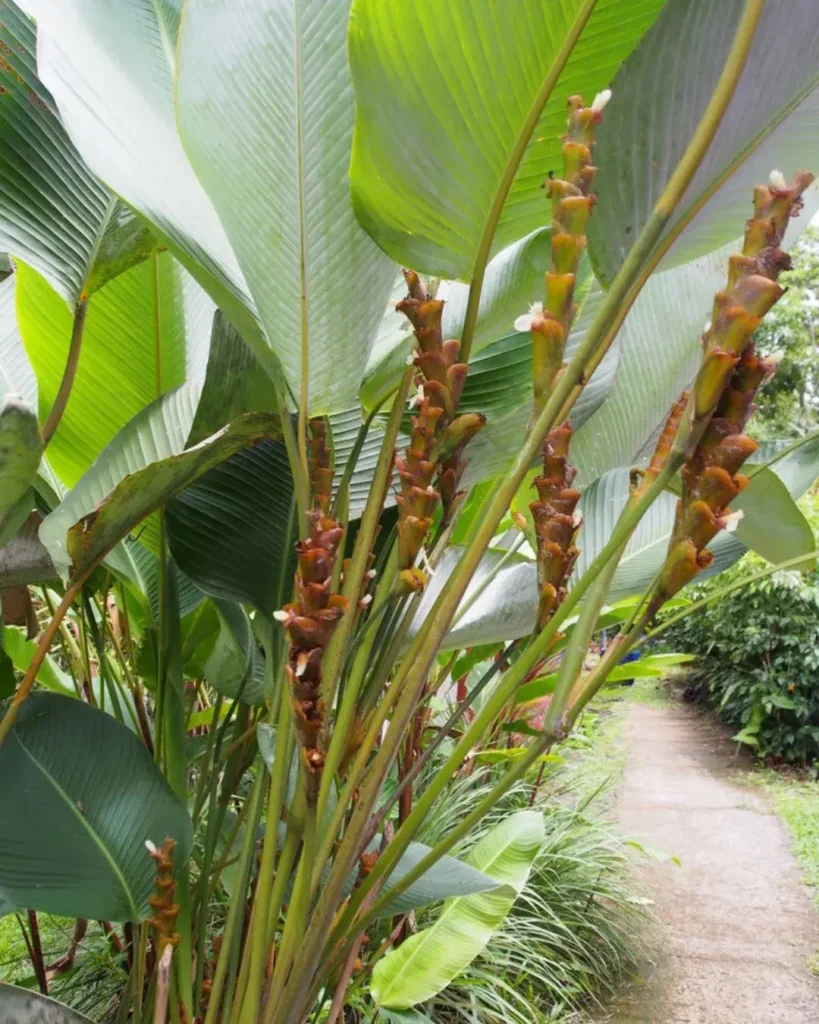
661, 560, 819, 765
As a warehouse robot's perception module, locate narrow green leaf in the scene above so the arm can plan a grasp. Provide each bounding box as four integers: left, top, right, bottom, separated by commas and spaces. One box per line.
371, 809, 544, 1009
0, 692, 192, 921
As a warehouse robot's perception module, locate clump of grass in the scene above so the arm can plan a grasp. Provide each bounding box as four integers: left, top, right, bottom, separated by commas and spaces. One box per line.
746, 770, 819, 905
393, 755, 644, 1023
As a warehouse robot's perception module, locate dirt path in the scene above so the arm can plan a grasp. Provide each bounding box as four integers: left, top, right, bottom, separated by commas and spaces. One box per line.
606, 701, 819, 1023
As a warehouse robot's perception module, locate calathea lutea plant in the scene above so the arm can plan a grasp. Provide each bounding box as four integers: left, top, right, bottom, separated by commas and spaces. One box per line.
1, 0, 819, 1021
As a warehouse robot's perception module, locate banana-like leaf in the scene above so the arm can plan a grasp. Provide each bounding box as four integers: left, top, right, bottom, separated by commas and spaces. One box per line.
0, 394, 41, 518
18, 0, 260, 350
0, 1, 157, 305
0, 984, 94, 1023
371, 809, 544, 1009
174, 0, 396, 414
16, 256, 214, 490
590, 0, 819, 284
204, 600, 267, 706
0, 692, 192, 921
40, 411, 279, 580
167, 401, 383, 611
348, 0, 665, 278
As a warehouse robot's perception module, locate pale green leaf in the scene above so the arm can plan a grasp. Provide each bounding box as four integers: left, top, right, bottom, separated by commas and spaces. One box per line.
0, 984, 94, 1023
15, 255, 214, 491
175, 0, 396, 413
371, 809, 544, 1009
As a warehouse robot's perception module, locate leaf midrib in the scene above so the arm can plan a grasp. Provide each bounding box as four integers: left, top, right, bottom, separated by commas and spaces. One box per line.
13, 731, 138, 919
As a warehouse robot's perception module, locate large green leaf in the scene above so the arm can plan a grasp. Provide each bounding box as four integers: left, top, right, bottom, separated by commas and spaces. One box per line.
15, 255, 214, 490
0, 692, 191, 921
174, 0, 396, 414
40, 411, 279, 580
18, 0, 259, 344
0, 984, 94, 1023
0, 394, 40, 518
348, 0, 666, 279
0, 1, 157, 305
371, 809, 544, 1009
589, 0, 819, 283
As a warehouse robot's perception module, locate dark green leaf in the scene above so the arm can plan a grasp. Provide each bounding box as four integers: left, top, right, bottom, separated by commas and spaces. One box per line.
0, 693, 191, 920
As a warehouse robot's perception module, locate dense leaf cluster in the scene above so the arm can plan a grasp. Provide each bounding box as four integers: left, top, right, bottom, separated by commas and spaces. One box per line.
661, 560, 819, 765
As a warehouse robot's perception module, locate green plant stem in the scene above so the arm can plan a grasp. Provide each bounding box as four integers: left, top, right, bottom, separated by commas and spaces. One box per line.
317, 550, 397, 831
262, 808, 316, 1024
458, 0, 600, 364
279, 405, 309, 538
237, 687, 292, 1024
204, 763, 267, 1024
266, 816, 301, 943
42, 297, 88, 445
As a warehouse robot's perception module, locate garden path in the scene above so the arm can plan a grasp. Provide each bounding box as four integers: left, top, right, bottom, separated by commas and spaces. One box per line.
605, 701, 819, 1023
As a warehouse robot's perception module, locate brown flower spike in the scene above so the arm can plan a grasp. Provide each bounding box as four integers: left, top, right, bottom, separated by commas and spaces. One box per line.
525, 91, 609, 630
649, 170, 814, 615
395, 272, 485, 590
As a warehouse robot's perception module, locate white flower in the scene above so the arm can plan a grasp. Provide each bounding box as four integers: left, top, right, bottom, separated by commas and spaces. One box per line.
769, 169, 788, 191
591, 89, 612, 113
514, 302, 544, 333
720, 510, 744, 534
